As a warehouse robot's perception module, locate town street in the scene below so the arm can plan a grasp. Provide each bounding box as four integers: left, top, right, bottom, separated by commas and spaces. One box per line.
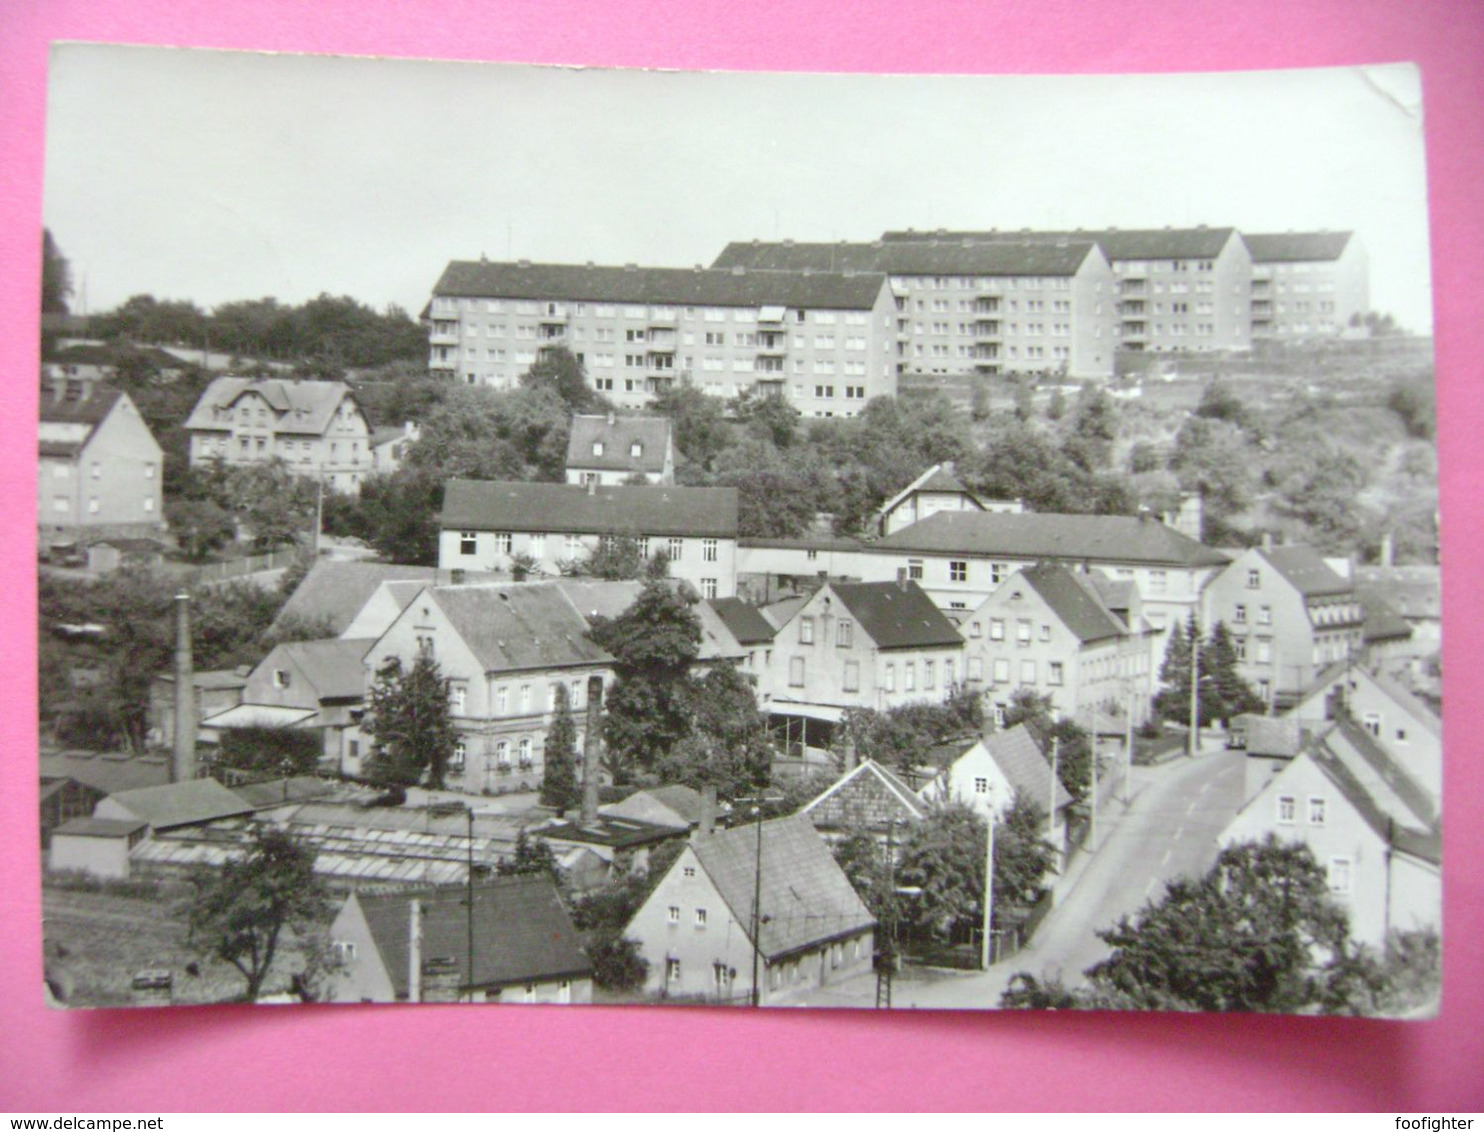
792, 742, 1247, 1011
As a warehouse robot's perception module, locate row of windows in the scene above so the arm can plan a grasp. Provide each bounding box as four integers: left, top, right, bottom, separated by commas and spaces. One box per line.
458, 530, 719, 562
435, 295, 871, 324
51, 494, 156, 514
1276, 794, 1327, 826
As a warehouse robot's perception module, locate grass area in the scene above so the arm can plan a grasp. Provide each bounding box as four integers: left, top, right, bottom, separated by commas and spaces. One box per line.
43, 881, 311, 1008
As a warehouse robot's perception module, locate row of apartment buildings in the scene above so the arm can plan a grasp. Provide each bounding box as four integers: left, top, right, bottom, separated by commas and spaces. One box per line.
425, 227, 1368, 402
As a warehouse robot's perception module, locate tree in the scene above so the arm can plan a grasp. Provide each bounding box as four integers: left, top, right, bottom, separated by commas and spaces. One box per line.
1205, 620, 1263, 724
1003, 687, 1092, 801
993, 790, 1055, 911
41, 229, 73, 314
589, 937, 649, 991
215, 726, 323, 778
187, 825, 333, 1001
352, 471, 442, 566
521, 346, 607, 414
363, 653, 458, 789
166, 497, 235, 561
581, 536, 647, 580
496, 832, 562, 884
897, 803, 987, 940
653, 380, 731, 471
540, 683, 581, 811
1194, 378, 1252, 429
1082, 837, 1354, 1012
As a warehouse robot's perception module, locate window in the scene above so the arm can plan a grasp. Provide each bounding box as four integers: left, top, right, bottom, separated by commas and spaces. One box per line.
923, 660, 936, 690
450, 683, 466, 714
272, 669, 291, 689
1328, 857, 1352, 894
1247, 569, 1261, 589
908, 560, 923, 581
1020, 660, 1036, 684
1308, 797, 1327, 826
520, 685, 531, 712
703, 538, 719, 562
1259, 606, 1272, 625
558, 980, 571, 1004
904, 663, 917, 692
459, 530, 478, 556
701, 577, 717, 599
837, 620, 853, 647
695, 908, 708, 928
667, 905, 681, 924
992, 659, 1010, 684
1234, 604, 1246, 624
1363, 713, 1382, 738
884, 663, 895, 692
331, 941, 357, 964
949, 560, 967, 582
1039, 624, 1051, 642
969, 621, 982, 638
944, 659, 955, 687
666, 958, 682, 985
969, 657, 983, 682
348, 740, 360, 761
683, 866, 696, 878
843, 661, 860, 693
451, 740, 466, 770
990, 619, 1005, 641
799, 617, 815, 645
1017, 620, 1032, 645
518, 738, 532, 767
1048, 662, 1064, 686
667, 537, 684, 561
974, 777, 989, 794
789, 656, 805, 688
495, 740, 510, 768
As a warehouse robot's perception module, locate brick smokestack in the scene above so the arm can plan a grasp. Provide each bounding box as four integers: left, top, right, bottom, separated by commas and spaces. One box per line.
172, 592, 197, 783
581, 675, 604, 823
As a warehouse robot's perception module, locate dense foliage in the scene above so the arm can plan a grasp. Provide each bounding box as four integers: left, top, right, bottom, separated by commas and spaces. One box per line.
363, 653, 458, 789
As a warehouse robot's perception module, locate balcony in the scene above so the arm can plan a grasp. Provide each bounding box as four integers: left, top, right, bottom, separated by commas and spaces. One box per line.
648, 309, 678, 328
1121, 321, 1148, 341
756, 332, 787, 355
1120, 301, 1146, 316
972, 344, 1000, 360
537, 325, 567, 341
429, 322, 460, 345
974, 297, 1001, 314
973, 320, 1002, 339
645, 376, 676, 395
1251, 301, 1272, 317
1119, 280, 1146, 297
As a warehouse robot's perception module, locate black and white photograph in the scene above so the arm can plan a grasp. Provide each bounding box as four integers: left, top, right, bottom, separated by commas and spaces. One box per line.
36, 47, 1440, 1016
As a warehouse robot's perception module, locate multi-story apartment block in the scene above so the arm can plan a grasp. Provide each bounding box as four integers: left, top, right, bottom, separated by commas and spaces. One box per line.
858, 511, 1230, 633
182, 377, 373, 494
39, 379, 165, 546
1243, 231, 1369, 340
883, 226, 1254, 355
426, 260, 897, 418
958, 562, 1157, 731
712, 238, 1118, 381
1201, 545, 1365, 708
564, 413, 674, 486
361, 581, 614, 796
438, 479, 739, 599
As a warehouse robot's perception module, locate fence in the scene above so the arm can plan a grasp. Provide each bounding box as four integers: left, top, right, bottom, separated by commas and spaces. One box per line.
190, 545, 300, 584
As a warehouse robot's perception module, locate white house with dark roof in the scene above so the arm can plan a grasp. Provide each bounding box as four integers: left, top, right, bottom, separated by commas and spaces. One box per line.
624, 815, 875, 1004
1202, 545, 1364, 707
272, 559, 449, 639
1219, 717, 1438, 950
38, 380, 164, 545
327, 875, 593, 1004
182, 377, 372, 494
713, 237, 1118, 380
425, 259, 897, 415
1243, 231, 1368, 339
910, 725, 1074, 844
438, 478, 739, 599
959, 562, 1157, 730
874, 462, 1021, 537
362, 581, 614, 796
858, 510, 1229, 631
565, 413, 674, 486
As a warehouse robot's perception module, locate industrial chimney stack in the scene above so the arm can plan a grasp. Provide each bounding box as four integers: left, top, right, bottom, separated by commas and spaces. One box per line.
581, 675, 604, 823
172, 592, 197, 783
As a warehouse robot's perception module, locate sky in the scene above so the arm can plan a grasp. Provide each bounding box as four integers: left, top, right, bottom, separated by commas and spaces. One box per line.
41, 46, 1434, 331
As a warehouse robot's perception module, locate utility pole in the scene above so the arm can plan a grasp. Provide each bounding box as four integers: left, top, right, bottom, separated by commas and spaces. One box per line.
750, 804, 764, 1008
876, 819, 896, 1009
313, 478, 324, 559
1088, 701, 1099, 853
465, 805, 475, 1003
1048, 735, 1060, 834
980, 811, 996, 970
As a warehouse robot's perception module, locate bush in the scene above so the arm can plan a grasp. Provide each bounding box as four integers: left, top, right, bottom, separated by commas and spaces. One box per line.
44, 870, 164, 900
590, 936, 649, 991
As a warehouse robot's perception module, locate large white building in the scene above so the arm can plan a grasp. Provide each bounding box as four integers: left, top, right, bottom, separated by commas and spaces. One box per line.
426, 259, 898, 418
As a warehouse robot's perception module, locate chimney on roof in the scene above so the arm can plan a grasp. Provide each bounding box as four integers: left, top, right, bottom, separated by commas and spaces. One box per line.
843, 742, 858, 774
1261, 531, 1274, 552
130, 970, 173, 1008
699, 783, 717, 835
694, 264, 703, 272
421, 956, 462, 1004
935, 228, 947, 237
623, 263, 638, 272
172, 592, 196, 784
586, 260, 596, 268
732, 265, 746, 276
782, 239, 794, 247
581, 675, 604, 823
1379, 531, 1394, 568
408, 899, 423, 1003
896, 569, 909, 591
586, 478, 598, 496
480, 252, 488, 263
450, 568, 466, 586
518, 258, 531, 268
607, 410, 616, 426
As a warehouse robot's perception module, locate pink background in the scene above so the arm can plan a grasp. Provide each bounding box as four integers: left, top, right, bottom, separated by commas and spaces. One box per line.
3, 0, 1482, 1112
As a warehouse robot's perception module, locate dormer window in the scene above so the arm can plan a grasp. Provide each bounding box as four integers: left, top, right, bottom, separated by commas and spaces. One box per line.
272, 669, 290, 689
630, 442, 642, 458
593, 441, 604, 457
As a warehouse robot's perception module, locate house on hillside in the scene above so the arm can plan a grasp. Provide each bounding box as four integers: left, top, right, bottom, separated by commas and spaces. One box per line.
272, 559, 446, 639
1219, 717, 1438, 948
183, 377, 373, 494
801, 757, 929, 845
326, 876, 592, 1004
38, 380, 164, 548
875, 462, 1020, 538
911, 726, 1074, 830
859, 511, 1228, 630
361, 582, 614, 796
1286, 663, 1442, 801
1202, 545, 1364, 708
708, 597, 778, 692
565, 413, 674, 485
624, 815, 875, 1004
764, 580, 965, 760
959, 562, 1156, 732
369, 421, 420, 475
438, 478, 740, 599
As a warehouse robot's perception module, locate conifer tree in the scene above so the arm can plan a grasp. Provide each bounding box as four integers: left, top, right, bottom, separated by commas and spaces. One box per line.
540, 682, 581, 812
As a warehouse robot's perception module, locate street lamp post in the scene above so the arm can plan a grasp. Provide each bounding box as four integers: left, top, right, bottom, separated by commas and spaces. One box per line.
980, 808, 996, 970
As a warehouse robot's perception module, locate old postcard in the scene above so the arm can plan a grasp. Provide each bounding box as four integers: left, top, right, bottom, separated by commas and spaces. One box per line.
37, 49, 1438, 1016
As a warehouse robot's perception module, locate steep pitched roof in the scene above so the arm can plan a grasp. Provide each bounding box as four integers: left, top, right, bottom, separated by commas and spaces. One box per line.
803, 758, 931, 828
876, 463, 980, 521
1016, 562, 1128, 644
428, 583, 612, 672
711, 239, 1097, 278
830, 581, 964, 650
1243, 231, 1355, 263
986, 725, 1074, 812
273, 560, 443, 637
183, 377, 359, 436
1307, 734, 1439, 865
105, 778, 254, 830
40, 751, 170, 795
432, 260, 888, 311
688, 815, 875, 960
355, 875, 592, 998
1358, 590, 1414, 644
440, 479, 738, 539
1261, 546, 1354, 598
881, 226, 1239, 261
1353, 566, 1440, 622
1323, 717, 1436, 830
708, 598, 778, 646
566, 415, 671, 474
38, 386, 126, 458
549, 578, 645, 622
876, 511, 1228, 567
273, 638, 372, 701
603, 784, 707, 829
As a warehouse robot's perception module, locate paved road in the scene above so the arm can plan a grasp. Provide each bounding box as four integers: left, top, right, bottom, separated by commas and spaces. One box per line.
793, 743, 1246, 1011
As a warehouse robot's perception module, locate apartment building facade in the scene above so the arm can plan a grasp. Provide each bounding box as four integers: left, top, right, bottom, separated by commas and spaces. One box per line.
182, 377, 373, 494
426, 260, 897, 418
1243, 231, 1369, 340
712, 238, 1118, 381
